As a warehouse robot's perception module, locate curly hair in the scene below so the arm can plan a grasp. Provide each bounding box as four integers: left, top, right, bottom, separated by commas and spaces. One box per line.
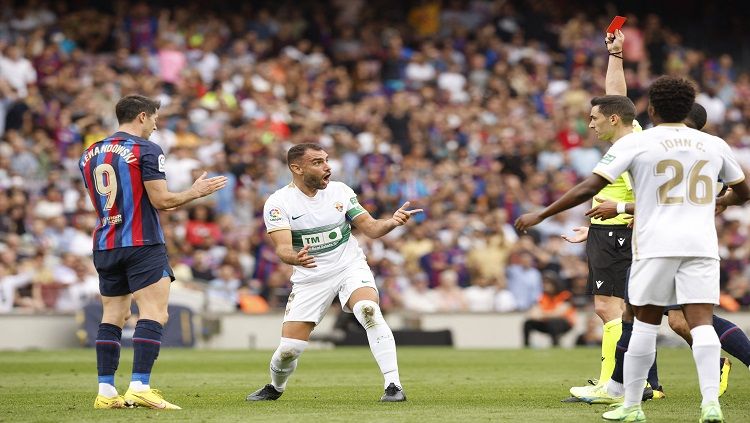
648, 76, 696, 123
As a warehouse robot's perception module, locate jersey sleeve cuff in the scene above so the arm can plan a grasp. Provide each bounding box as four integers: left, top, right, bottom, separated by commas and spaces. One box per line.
267, 227, 291, 234
724, 176, 746, 186
592, 170, 616, 184
347, 210, 367, 221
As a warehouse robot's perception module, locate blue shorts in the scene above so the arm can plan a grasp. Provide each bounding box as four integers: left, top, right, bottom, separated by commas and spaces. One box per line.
93, 244, 175, 297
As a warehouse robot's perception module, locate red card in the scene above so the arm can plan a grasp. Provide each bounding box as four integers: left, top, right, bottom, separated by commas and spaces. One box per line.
606, 16, 627, 33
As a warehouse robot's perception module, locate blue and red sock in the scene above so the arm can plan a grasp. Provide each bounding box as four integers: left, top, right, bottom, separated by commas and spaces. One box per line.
131, 319, 163, 386
714, 315, 750, 367
96, 323, 122, 387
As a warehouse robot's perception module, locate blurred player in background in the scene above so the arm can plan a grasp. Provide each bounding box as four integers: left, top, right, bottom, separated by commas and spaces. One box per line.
247, 143, 422, 402
80, 95, 227, 409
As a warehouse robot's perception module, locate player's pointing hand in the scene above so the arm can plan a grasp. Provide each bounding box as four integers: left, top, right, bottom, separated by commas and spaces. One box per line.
392, 201, 423, 226
192, 171, 229, 197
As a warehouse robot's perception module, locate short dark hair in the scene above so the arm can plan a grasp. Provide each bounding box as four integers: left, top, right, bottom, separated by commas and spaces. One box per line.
287, 143, 324, 167
685, 102, 707, 130
648, 76, 696, 123
115, 95, 160, 125
590, 95, 636, 125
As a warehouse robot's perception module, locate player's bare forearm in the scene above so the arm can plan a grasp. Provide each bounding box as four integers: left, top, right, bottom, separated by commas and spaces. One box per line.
352, 201, 423, 239
268, 230, 316, 267
144, 172, 227, 210
276, 245, 302, 265
540, 176, 608, 219
516, 175, 608, 231
154, 189, 201, 210
358, 218, 399, 239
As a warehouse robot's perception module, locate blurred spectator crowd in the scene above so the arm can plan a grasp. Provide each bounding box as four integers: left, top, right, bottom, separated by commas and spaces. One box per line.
2, 0, 750, 317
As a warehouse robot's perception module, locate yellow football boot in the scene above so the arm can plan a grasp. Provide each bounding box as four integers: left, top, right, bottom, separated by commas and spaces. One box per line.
123, 389, 181, 410
94, 394, 127, 409
718, 357, 731, 397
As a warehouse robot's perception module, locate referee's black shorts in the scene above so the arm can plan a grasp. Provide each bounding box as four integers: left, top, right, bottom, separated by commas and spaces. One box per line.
586, 224, 632, 298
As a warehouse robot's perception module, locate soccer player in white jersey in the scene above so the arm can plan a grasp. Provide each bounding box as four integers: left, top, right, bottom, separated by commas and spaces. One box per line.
517, 76, 749, 422
246, 143, 422, 402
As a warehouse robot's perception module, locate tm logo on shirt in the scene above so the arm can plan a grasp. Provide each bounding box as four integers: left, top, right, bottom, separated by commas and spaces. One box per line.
301, 227, 344, 249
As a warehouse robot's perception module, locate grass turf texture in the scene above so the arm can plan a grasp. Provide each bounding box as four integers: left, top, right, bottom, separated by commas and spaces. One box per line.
1, 347, 749, 422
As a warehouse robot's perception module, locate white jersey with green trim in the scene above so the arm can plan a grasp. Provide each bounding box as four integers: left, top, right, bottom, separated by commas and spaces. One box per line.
263, 181, 368, 283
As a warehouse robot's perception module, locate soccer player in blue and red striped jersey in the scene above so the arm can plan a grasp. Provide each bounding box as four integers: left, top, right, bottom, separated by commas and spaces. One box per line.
81, 94, 227, 410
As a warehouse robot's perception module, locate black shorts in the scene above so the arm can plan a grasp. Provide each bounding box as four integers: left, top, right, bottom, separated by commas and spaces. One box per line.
586, 224, 632, 298
93, 244, 175, 297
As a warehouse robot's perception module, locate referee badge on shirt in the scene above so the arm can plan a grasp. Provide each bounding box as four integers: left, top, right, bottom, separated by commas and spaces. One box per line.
334, 201, 343, 212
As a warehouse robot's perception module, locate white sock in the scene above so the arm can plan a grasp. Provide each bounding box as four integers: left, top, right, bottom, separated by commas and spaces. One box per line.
128, 381, 149, 392
691, 325, 721, 406
352, 300, 401, 389
607, 379, 624, 397
623, 318, 659, 407
270, 337, 308, 392
98, 383, 118, 397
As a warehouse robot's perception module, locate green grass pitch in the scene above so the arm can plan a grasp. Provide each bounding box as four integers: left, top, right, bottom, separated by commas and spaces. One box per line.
1, 347, 749, 422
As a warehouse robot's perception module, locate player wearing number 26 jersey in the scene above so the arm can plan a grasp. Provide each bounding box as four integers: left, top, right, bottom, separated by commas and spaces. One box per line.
592, 125, 745, 262
80, 132, 167, 250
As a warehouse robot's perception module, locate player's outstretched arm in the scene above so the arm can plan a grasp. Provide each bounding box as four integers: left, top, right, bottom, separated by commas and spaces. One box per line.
561, 226, 589, 243
515, 174, 610, 231
351, 201, 423, 239
144, 171, 228, 210
605, 29, 626, 96
268, 230, 316, 268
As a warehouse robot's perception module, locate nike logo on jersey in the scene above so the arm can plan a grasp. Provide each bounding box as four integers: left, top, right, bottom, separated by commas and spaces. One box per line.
291, 214, 306, 220
617, 238, 625, 246
595, 280, 604, 289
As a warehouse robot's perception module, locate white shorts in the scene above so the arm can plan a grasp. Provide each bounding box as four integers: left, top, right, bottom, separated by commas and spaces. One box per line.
628, 257, 719, 306
283, 263, 378, 324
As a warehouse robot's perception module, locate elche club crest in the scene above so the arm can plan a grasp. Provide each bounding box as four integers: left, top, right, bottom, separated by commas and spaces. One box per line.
334, 201, 343, 212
